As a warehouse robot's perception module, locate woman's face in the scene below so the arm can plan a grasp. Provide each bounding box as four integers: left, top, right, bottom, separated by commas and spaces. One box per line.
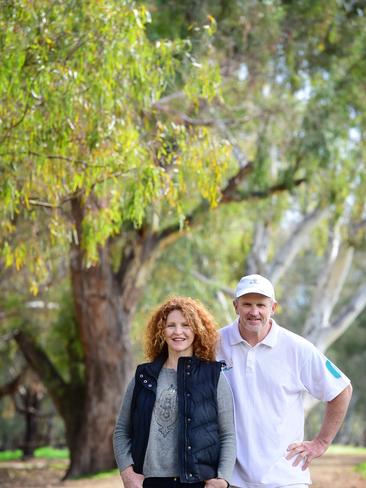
163, 309, 195, 357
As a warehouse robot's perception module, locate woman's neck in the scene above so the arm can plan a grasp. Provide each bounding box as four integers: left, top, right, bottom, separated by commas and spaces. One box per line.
164, 351, 192, 370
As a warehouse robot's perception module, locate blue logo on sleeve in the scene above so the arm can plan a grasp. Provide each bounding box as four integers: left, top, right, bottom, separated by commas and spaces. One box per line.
326, 359, 342, 379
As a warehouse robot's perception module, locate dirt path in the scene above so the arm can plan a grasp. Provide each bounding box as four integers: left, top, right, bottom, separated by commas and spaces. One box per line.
0, 453, 364, 487
311, 453, 365, 488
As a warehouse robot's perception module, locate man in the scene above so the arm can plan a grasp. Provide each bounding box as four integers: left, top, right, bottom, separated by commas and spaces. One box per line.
217, 274, 352, 488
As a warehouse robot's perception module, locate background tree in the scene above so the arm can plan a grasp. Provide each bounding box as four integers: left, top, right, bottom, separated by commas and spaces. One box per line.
0, 0, 231, 477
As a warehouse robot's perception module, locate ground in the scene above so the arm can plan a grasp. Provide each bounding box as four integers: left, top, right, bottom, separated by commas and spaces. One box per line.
0, 453, 365, 487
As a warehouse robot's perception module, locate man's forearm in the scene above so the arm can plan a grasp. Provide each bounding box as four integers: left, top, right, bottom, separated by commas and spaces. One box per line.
316, 384, 353, 446
286, 384, 353, 469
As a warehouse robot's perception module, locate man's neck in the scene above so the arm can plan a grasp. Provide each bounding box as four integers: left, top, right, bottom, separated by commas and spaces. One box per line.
238, 319, 272, 347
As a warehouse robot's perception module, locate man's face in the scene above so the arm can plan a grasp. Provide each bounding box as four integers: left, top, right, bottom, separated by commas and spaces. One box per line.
234, 293, 277, 341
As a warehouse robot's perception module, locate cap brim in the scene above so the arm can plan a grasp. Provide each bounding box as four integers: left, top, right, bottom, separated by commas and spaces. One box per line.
236, 287, 274, 300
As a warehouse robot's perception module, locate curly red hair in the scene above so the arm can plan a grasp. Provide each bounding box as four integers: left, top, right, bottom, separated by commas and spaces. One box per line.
144, 296, 218, 361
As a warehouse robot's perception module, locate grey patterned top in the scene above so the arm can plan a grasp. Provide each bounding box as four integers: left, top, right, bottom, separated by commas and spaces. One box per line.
113, 368, 236, 483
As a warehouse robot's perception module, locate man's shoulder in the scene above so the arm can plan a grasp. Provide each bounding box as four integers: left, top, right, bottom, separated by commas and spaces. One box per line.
275, 322, 317, 352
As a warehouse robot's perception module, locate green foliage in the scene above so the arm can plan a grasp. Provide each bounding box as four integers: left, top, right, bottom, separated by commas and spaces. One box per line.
0, 450, 23, 461
356, 462, 366, 479
45, 291, 84, 384
0, 0, 228, 277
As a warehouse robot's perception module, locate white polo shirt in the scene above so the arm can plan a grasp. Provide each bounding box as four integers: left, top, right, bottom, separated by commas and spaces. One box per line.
218, 319, 350, 488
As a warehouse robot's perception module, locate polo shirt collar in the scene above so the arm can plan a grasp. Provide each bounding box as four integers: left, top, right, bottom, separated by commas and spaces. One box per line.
228, 318, 280, 347
228, 318, 244, 346
260, 319, 279, 347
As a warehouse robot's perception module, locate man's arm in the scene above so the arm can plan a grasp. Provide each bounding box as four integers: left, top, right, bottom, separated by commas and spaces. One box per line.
286, 384, 353, 470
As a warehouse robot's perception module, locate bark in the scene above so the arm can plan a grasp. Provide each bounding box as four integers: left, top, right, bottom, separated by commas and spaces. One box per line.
67, 249, 132, 477
245, 221, 270, 276
245, 207, 329, 282
313, 281, 366, 353
13, 329, 84, 465
268, 207, 329, 285
0, 372, 23, 397
65, 198, 163, 477
20, 387, 42, 459
302, 238, 354, 340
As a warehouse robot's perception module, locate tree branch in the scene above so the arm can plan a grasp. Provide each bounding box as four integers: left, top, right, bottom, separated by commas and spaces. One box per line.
227, 177, 307, 201
315, 282, 366, 352
303, 230, 354, 338
155, 164, 254, 246
268, 207, 329, 284
0, 372, 24, 398
13, 329, 69, 413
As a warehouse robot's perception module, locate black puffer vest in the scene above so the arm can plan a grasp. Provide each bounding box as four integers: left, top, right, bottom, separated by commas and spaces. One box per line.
130, 349, 222, 483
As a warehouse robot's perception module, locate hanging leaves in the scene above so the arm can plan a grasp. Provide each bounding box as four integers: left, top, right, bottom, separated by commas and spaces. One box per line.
0, 0, 228, 280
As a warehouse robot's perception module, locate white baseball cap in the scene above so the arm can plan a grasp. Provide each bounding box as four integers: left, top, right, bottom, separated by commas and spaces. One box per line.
235, 274, 276, 301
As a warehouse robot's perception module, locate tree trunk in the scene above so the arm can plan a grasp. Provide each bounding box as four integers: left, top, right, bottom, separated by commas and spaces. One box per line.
21, 388, 40, 459
66, 252, 134, 477
64, 199, 160, 477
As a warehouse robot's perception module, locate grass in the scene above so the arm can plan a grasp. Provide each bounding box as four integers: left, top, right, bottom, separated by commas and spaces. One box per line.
34, 447, 69, 459
0, 447, 69, 461
327, 445, 366, 480
0, 449, 22, 461
356, 462, 366, 478
77, 468, 119, 480
356, 463, 366, 478
327, 444, 366, 455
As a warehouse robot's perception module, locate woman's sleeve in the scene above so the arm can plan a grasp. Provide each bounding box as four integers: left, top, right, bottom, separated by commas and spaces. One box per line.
216, 372, 236, 483
113, 378, 135, 471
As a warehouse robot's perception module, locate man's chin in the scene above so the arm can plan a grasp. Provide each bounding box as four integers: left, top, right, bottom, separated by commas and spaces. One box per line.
247, 322, 262, 328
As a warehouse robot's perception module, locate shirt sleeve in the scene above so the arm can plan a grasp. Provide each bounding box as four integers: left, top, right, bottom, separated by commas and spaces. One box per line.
300, 344, 351, 402
216, 372, 236, 483
113, 378, 135, 471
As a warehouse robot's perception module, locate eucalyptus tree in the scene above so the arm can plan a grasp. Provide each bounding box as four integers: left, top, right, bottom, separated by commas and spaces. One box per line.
0, 0, 232, 477
146, 0, 366, 348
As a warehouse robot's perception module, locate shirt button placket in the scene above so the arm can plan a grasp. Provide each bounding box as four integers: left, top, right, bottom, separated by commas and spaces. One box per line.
246, 349, 255, 375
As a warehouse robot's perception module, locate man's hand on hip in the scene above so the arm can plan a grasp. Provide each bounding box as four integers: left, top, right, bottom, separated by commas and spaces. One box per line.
286, 438, 328, 470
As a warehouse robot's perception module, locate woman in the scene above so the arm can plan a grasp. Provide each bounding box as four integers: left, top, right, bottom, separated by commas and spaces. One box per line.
113, 296, 235, 488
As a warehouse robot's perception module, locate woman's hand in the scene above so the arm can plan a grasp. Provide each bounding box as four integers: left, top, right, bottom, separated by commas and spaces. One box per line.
120, 465, 144, 488
205, 478, 229, 488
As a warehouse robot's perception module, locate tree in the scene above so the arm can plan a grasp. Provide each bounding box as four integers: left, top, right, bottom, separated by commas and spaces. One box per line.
0, 0, 231, 477
145, 0, 366, 357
